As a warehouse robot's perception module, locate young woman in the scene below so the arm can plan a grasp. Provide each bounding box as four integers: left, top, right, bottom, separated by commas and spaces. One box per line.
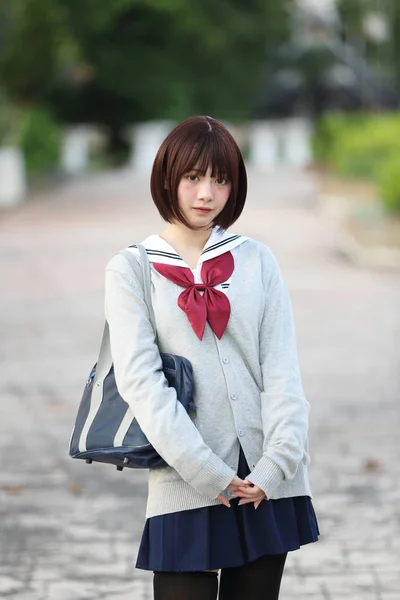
105, 116, 319, 600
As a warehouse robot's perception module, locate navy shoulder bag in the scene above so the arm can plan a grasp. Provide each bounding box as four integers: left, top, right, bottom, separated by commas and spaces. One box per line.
69, 244, 194, 470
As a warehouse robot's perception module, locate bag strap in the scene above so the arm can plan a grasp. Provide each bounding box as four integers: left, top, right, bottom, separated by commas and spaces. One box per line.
94, 245, 155, 386
120, 245, 157, 338
135, 245, 156, 334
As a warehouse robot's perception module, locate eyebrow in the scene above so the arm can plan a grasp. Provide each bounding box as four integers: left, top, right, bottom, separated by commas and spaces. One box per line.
187, 167, 227, 174
184, 167, 229, 179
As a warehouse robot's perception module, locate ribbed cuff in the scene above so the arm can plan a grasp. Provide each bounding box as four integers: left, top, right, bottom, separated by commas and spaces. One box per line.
246, 456, 284, 499
188, 452, 236, 500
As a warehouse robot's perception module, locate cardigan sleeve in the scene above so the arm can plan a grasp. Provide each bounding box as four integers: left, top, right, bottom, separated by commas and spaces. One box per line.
246, 252, 310, 498
104, 253, 235, 500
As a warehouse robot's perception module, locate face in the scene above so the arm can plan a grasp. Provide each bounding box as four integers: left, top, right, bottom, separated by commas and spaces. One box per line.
176, 166, 232, 230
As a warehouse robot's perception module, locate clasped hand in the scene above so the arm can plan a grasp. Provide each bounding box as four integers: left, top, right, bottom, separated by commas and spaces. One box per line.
217, 476, 266, 510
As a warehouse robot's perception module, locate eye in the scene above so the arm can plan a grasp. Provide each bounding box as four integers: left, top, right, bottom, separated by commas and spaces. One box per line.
187, 174, 199, 182
215, 177, 229, 185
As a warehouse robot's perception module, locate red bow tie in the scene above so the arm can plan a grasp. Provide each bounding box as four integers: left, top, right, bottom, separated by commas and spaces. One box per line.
153, 252, 234, 340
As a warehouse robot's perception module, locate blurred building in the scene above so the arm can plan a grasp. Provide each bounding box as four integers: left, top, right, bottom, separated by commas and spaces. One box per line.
255, 0, 400, 118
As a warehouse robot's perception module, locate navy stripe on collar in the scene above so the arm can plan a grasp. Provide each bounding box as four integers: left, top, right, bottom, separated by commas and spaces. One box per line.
146, 250, 183, 260
201, 235, 241, 255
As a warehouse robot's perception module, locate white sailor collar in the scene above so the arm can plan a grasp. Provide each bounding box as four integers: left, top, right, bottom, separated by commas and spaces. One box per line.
137, 227, 249, 269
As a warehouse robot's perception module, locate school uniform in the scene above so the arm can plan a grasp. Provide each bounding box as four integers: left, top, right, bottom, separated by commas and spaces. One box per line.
105, 227, 319, 572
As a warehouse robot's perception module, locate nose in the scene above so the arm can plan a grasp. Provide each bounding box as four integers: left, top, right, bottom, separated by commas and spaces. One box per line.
198, 178, 213, 202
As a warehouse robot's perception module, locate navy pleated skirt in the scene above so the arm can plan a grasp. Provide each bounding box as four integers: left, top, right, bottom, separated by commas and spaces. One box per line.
136, 447, 319, 572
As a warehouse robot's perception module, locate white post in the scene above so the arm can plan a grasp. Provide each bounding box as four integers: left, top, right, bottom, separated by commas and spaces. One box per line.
129, 121, 173, 172
223, 122, 249, 156
248, 121, 280, 171
0, 147, 26, 207
281, 117, 313, 168
61, 126, 91, 176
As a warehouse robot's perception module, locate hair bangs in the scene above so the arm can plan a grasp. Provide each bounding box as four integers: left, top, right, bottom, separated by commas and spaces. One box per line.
172, 131, 231, 182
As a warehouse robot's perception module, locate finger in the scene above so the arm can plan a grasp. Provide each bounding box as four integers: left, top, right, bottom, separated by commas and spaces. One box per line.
232, 491, 251, 498
230, 490, 247, 496
227, 482, 247, 491
233, 486, 253, 493
254, 499, 263, 510
238, 493, 265, 504
238, 497, 258, 506
227, 479, 247, 490
219, 499, 230, 508
233, 477, 246, 485
233, 489, 259, 498
238, 494, 264, 504
228, 486, 252, 494
238, 483, 258, 491
216, 494, 231, 508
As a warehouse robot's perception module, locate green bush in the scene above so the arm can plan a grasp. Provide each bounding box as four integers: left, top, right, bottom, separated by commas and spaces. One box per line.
376, 155, 400, 213
313, 113, 400, 180
18, 107, 61, 174
330, 116, 400, 178
312, 112, 368, 163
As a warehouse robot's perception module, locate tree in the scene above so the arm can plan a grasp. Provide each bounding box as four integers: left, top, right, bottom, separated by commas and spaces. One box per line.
0, 0, 63, 102
53, 0, 291, 122
0, 0, 291, 156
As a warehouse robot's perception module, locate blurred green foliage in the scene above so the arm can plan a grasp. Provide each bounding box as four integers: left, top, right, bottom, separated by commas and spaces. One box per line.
0, 0, 293, 163
0, 87, 19, 145
376, 155, 400, 213
313, 112, 400, 213
0, 0, 290, 158
330, 116, 400, 178
0, 0, 62, 101
18, 107, 61, 174
313, 113, 400, 175
312, 112, 358, 163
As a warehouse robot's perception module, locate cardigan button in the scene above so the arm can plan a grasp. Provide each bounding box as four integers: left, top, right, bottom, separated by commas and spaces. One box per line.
230, 393, 237, 400
238, 429, 244, 437
222, 357, 229, 364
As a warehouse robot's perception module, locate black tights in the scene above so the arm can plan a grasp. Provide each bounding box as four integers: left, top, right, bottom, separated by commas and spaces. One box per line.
153, 553, 287, 600
153, 571, 218, 600
219, 553, 287, 600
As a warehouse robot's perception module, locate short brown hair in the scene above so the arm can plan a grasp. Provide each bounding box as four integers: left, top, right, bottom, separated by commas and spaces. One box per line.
150, 116, 247, 230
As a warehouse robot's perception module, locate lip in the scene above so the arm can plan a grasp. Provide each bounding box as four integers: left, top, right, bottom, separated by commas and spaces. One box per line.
193, 207, 213, 213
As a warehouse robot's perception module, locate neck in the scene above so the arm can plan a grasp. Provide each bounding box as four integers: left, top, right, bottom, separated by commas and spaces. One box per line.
162, 223, 213, 251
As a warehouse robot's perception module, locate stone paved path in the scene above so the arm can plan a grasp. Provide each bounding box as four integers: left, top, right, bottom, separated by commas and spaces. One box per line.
0, 168, 399, 599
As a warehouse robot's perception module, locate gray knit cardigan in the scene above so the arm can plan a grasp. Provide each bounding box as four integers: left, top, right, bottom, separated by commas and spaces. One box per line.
105, 236, 312, 518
